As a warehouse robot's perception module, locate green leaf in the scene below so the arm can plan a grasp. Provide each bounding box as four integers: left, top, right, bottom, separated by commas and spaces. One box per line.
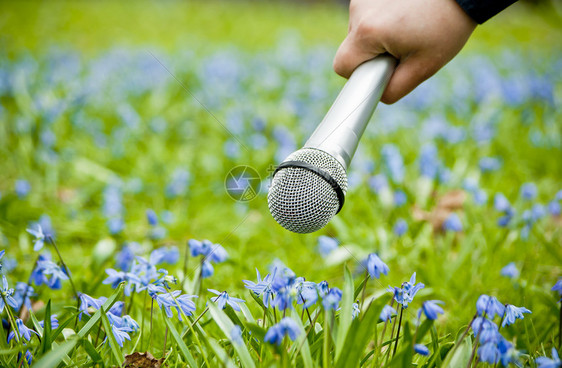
442, 335, 472, 368
335, 264, 354, 361
100, 306, 124, 366
208, 302, 256, 368
33, 338, 78, 368
289, 308, 313, 368
41, 300, 53, 354
162, 313, 197, 367
206, 337, 237, 368
82, 338, 103, 365
334, 297, 385, 368
77, 283, 123, 339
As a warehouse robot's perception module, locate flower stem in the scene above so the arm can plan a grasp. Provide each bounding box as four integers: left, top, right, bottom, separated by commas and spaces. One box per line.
392, 306, 404, 357
181, 242, 190, 290
467, 313, 486, 368
162, 325, 168, 358
360, 271, 369, 309
149, 299, 154, 352
141, 290, 147, 351
323, 309, 330, 368
16, 254, 41, 318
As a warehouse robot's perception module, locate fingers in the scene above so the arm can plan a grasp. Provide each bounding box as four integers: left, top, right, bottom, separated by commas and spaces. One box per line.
381, 54, 441, 104
333, 36, 380, 79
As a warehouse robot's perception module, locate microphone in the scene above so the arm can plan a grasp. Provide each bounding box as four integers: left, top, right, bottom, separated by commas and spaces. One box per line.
268, 55, 396, 233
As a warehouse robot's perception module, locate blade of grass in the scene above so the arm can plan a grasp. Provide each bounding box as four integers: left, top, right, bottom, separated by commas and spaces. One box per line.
100, 306, 124, 366
162, 311, 197, 367
41, 300, 53, 354
33, 338, 78, 368
82, 338, 103, 365
77, 283, 123, 339
208, 303, 256, 368
335, 265, 354, 361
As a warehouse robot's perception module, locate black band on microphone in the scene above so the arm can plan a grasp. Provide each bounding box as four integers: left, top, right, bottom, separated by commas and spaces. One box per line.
273, 161, 345, 214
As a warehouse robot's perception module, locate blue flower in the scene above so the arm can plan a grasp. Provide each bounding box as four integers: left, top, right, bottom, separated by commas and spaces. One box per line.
317, 236, 338, 257
8, 319, 39, 342
0, 250, 4, 261
394, 190, 407, 207
201, 260, 214, 278
107, 218, 125, 235
520, 182, 537, 200
494, 193, 512, 213
15, 179, 31, 198
110, 324, 131, 347
78, 293, 103, 320
548, 201, 561, 216
32, 259, 68, 289
418, 300, 444, 320
368, 174, 388, 194
298, 281, 319, 309
322, 287, 342, 310
102, 268, 141, 296
366, 253, 389, 279
0, 276, 18, 313
536, 347, 560, 368
317, 280, 329, 298
479, 157, 502, 172
380, 305, 397, 322
419, 144, 440, 179
500, 262, 519, 279
39, 315, 59, 329
393, 219, 408, 236
414, 344, 430, 356
150, 246, 179, 265
189, 239, 228, 263
352, 303, 360, 319
208, 289, 245, 311
388, 273, 425, 308
552, 278, 562, 297
231, 325, 243, 345
443, 213, 462, 232
13, 282, 34, 311
478, 341, 500, 364
264, 317, 301, 345
471, 317, 500, 344
243, 269, 277, 308
157, 291, 197, 320
501, 304, 531, 327
115, 243, 141, 271
497, 338, 520, 367
476, 295, 505, 319
381, 144, 404, 183
26, 225, 46, 251
146, 209, 158, 226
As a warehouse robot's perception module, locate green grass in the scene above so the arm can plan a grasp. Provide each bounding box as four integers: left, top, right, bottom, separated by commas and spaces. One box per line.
0, 1, 561, 367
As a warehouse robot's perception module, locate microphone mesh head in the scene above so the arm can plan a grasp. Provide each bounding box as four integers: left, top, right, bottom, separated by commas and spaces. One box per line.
268, 148, 347, 233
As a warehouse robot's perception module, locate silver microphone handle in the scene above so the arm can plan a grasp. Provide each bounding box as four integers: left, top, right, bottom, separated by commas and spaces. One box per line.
304, 55, 396, 169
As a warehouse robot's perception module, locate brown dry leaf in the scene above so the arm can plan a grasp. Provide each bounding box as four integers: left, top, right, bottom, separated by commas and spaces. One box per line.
123, 352, 164, 368
412, 190, 466, 232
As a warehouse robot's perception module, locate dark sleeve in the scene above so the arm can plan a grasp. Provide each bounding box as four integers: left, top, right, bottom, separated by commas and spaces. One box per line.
454, 0, 518, 24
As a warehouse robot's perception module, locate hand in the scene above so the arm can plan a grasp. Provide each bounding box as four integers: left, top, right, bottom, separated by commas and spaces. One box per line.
333, 0, 477, 104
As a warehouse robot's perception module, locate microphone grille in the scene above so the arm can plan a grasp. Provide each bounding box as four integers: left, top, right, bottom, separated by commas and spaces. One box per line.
268, 148, 347, 233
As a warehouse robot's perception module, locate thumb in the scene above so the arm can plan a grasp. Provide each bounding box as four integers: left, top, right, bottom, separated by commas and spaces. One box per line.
333, 35, 381, 79
381, 54, 440, 104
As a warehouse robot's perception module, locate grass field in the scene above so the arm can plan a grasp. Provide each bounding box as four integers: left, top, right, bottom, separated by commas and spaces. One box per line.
0, 1, 561, 367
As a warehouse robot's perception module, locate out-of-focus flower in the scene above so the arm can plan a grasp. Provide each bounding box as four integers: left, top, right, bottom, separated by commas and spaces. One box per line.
26, 225, 46, 251
13, 282, 34, 311
32, 258, 68, 290
479, 157, 502, 172
352, 302, 360, 319
520, 182, 537, 200
478, 341, 500, 364
393, 219, 408, 236
317, 236, 338, 258
500, 262, 519, 279
552, 278, 562, 298
419, 300, 444, 320
548, 201, 561, 216
189, 239, 228, 263
0, 276, 18, 312
231, 325, 243, 345
146, 209, 158, 226
208, 289, 245, 311
8, 319, 39, 342
115, 243, 141, 272
381, 144, 404, 183
476, 295, 505, 319
388, 273, 425, 308
380, 305, 397, 322
165, 169, 190, 198
501, 304, 531, 327
368, 174, 388, 194
322, 287, 342, 311
536, 348, 560, 368
39, 315, 59, 329
15, 179, 31, 198
201, 261, 214, 278
150, 246, 179, 265
443, 213, 462, 232
366, 253, 389, 279
394, 190, 407, 207
414, 344, 430, 356
471, 317, 499, 344
298, 281, 319, 309
264, 317, 300, 345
